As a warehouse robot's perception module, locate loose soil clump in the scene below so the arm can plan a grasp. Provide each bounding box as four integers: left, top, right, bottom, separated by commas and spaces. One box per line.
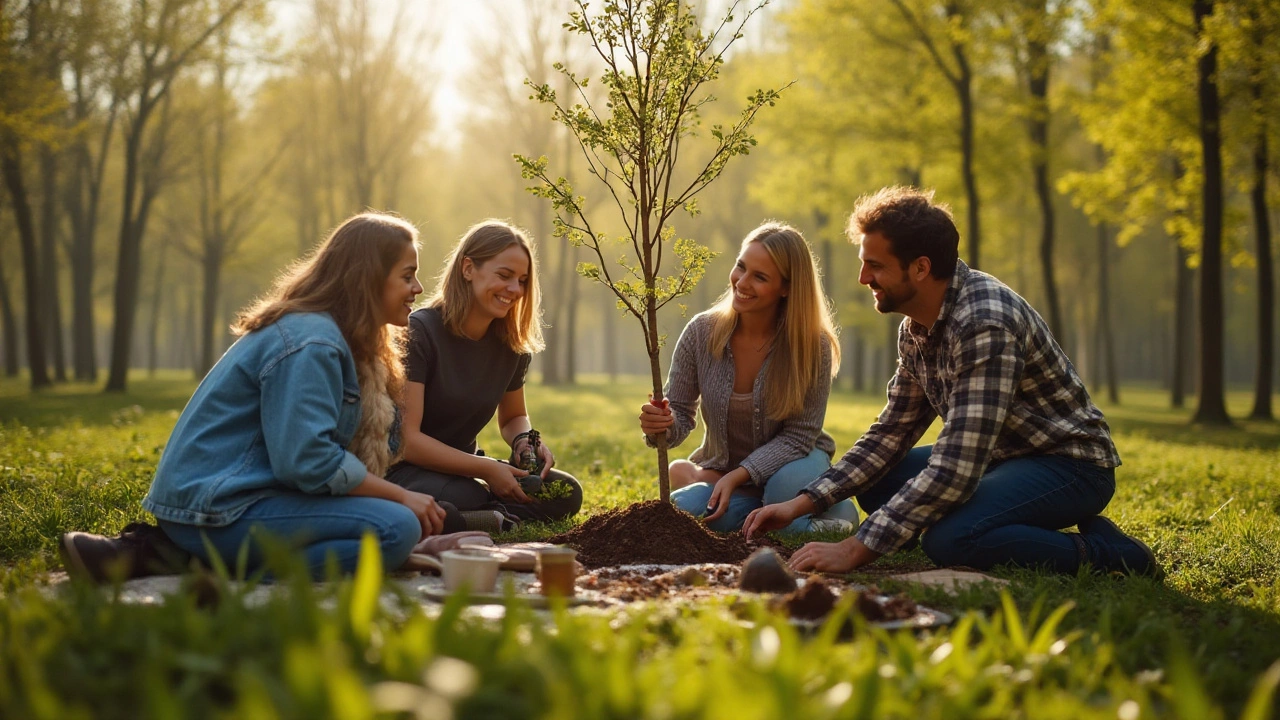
783, 575, 839, 620
549, 500, 785, 568
779, 577, 920, 623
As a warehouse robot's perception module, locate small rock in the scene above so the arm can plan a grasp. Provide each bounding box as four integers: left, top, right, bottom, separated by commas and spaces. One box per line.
674, 567, 707, 586
738, 548, 797, 594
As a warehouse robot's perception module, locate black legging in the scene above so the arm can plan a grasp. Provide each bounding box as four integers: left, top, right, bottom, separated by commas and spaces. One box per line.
386, 461, 584, 528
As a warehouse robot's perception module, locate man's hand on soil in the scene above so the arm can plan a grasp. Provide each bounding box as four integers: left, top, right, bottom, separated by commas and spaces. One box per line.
788, 536, 881, 574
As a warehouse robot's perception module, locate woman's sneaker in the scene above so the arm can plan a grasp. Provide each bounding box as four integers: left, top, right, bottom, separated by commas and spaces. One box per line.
808, 517, 855, 535
1077, 516, 1164, 580
458, 510, 519, 534
59, 523, 191, 583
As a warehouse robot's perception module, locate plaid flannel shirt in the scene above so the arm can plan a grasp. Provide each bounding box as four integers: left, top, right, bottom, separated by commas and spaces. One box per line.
802, 260, 1120, 554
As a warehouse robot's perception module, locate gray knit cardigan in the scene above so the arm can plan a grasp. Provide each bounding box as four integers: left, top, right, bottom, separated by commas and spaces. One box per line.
645, 312, 837, 486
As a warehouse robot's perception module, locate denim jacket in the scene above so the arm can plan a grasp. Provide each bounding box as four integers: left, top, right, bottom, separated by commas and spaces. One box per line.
142, 312, 369, 526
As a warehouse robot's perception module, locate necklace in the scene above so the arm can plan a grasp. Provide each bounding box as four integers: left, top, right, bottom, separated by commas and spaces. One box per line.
736, 330, 775, 353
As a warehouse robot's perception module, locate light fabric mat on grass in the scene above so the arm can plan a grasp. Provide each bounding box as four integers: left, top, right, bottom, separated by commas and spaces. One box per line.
886, 568, 1009, 593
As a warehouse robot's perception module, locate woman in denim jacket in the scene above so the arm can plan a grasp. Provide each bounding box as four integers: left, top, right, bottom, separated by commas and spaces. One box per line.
638, 223, 859, 534
61, 213, 452, 580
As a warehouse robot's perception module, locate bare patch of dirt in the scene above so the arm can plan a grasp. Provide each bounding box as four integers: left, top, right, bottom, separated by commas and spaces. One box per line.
581, 564, 742, 603
548, 500, 787, 568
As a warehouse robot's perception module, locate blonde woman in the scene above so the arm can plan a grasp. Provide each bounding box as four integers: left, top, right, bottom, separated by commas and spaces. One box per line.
638, 222, 859, 533
61, 213, 452, 581
387, 221, 583, 528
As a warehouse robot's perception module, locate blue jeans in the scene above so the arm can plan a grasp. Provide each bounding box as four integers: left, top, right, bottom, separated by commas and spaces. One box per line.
158, 494, 421, 578
857, 446, 1116, 573
671, 449, 860, 533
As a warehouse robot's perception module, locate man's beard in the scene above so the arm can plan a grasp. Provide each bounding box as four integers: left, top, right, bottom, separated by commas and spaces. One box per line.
870, 282, 915, 314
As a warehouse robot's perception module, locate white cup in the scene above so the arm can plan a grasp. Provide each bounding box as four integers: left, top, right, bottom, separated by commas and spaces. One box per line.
421, 547, 509, 593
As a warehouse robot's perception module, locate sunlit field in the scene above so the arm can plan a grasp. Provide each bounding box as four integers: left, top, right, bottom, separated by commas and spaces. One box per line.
1, 372, 1278, 717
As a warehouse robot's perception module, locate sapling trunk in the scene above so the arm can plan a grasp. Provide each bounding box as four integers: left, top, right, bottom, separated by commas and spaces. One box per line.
647, 301, 671, 502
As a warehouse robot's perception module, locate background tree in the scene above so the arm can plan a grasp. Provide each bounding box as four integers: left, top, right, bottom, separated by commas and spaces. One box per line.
473, 0, 576, 384
104, 0, 254, 392
518, 0, 784, 501
1059, 1, 1206, 413
886, 0, 987, 269
1190, 0, 1229, 425
302, 0, 435, 212
993, 0, 1071, 335
752, 0, 954, 389
0, 194, 19, 376
62, 0, 122, 382
0, 0, 65, 389
181, 18, 279, 378
1213, 0, 1278, 420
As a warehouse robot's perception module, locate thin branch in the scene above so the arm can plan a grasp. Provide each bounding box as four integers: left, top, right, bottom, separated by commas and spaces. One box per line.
887, 0, 960, 86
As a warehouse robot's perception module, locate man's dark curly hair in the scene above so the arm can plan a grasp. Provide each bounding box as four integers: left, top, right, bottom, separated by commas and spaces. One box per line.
847, 186, 959, 280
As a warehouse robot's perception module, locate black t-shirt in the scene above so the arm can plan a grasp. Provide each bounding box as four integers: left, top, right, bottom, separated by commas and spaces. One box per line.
405, 306, 531, 453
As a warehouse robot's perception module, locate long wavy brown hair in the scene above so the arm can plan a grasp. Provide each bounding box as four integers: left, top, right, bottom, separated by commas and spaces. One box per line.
706, 222, 841, 420
426, 220, 545, 353
233, 212, 418, 402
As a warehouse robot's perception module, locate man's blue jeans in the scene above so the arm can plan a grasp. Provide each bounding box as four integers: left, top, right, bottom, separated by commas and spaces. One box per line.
857, 446, 1116, 572
671, 449, 861, 533
158, 494, 421, 577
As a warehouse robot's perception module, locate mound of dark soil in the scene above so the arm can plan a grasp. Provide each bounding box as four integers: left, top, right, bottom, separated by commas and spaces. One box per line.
548, 500, 786, 568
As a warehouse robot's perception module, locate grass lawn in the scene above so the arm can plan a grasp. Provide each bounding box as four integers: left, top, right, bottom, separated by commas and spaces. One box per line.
1, 371, 1278, 718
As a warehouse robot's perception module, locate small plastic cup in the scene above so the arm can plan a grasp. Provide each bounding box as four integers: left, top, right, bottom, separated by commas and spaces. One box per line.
535, 546, 578, 597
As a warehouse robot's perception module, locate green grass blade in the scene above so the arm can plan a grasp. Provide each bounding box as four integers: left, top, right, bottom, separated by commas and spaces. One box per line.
1241, 660, 1280, 720
349, 532, 381, 642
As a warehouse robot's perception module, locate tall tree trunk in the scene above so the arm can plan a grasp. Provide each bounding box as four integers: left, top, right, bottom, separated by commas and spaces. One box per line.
1191, 0, 1230, 425
66, 151, 94, 381
565, 244, 580, 383
952, 12, 981, 270
0, 136, 51, 389
603, 285, 617, 381
541, 200, 565, 385
0, 252, 19, 376
38, 146, 66, 382
66, 105, 114, 383
106, 126, 147, 392
185, 284, 198, 372
849, 328, 865, 392
147, 233, 170, 377
1248, 84, 1273, 420
645, 296, 671, 502
1173, 243, 1194, 408
1097, 221, 1120, 404
199, 246, 223, 378
1028, 33, 1061, 335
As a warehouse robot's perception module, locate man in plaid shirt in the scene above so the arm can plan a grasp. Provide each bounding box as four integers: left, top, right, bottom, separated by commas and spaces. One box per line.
744, 187, 1161, 577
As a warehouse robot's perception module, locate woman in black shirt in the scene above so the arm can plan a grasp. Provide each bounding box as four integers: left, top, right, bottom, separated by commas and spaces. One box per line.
387, 221, 583, 529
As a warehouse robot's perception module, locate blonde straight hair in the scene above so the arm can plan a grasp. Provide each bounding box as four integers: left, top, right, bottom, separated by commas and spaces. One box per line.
707, 222, 841, 420
427, 220, 545, 354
